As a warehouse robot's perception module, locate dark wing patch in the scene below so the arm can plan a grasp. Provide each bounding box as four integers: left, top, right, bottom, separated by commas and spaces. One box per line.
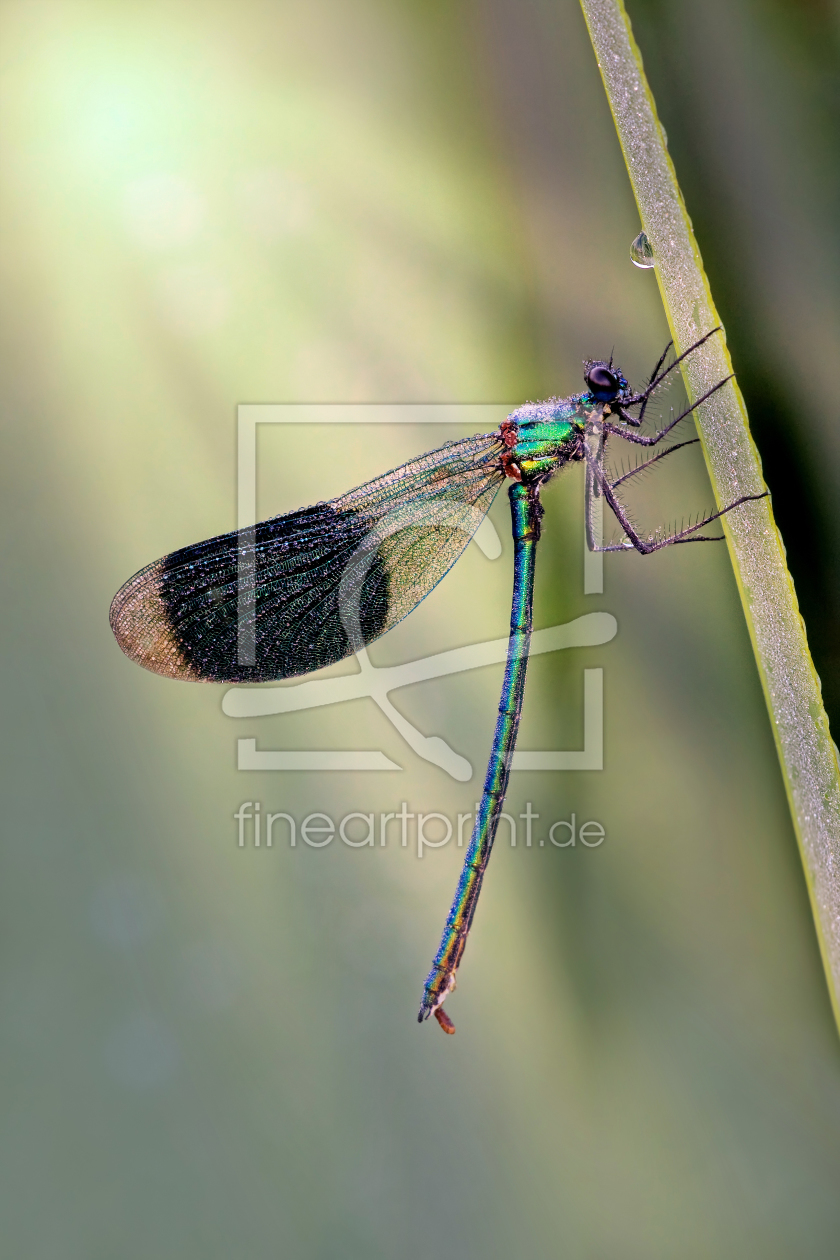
110, 431, 505, 683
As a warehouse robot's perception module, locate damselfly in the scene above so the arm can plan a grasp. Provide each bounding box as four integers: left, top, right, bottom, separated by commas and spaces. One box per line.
110, 330, 766, 1034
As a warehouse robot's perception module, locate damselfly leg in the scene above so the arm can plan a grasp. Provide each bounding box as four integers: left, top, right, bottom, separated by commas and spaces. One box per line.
586, 332, 768, 554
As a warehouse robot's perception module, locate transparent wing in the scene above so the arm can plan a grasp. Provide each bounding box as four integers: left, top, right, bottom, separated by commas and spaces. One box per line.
110, 431, 505, 683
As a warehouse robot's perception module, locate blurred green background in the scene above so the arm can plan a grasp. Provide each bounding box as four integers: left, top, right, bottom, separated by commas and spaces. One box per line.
2, 0, 840, 1256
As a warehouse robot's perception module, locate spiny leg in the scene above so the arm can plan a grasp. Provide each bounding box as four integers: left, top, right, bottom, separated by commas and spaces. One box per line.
584, 426, 688, 548
640, 494, 769, 550
418, 481, 541, 1032
610, 439, 700, 491
621, 326, 722, 409
588, 454, 768, 555
584, 428, 604, 552
587, 391, 711, 544
623, 338, 673, 428
607, 375, 733, 448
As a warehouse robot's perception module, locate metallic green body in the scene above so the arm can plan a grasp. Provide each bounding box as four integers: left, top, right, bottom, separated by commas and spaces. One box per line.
511, 401, 594, 479
419, 481, 541, 1021
419, 395, 604, 1025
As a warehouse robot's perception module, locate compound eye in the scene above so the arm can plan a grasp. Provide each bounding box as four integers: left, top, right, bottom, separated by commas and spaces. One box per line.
586, 365, 619, 394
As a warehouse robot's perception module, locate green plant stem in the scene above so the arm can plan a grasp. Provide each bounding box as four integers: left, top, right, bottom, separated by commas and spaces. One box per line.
579, 0, 840, 1034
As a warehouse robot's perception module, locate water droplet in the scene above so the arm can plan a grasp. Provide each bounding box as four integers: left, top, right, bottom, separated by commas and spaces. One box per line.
630, 231, 655, 269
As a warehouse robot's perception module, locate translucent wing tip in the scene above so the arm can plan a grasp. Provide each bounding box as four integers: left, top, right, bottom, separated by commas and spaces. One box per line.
109, 561, 204, 681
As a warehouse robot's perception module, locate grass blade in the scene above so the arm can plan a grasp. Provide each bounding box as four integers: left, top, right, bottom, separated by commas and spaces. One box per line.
579, 0, 840, 1033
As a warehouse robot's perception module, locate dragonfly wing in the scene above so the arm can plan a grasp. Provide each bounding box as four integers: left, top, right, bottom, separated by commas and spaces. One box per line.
110, 431, 505, 682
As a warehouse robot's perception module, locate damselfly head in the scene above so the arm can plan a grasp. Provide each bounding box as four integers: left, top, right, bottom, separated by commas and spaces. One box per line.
583, 360, 628, 403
